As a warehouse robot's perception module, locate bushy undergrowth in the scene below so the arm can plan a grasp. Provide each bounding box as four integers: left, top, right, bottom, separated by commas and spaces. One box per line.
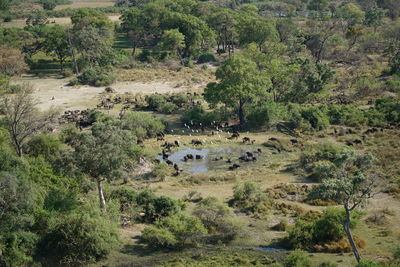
287, 208, 364, 253
141, 213, 206, 249
76, 66, 116, 87
121, 111, 165, 139
109, 188, 183, 223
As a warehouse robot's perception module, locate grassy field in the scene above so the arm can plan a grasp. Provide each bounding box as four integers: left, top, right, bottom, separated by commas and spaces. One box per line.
81, 107, 400, 266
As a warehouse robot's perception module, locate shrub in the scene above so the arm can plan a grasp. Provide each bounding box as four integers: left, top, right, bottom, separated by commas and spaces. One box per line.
109, 186, 137, 212
310, 160, 337, 182
136, 190, 182, 223
300, 143, 354, 171
300, 106, 330, 131
77, 66, 116, 87
284, 250, 312, 267
141, 213, 207, 249
0, 231, 39, 267
122, 111, 165, 139
197, 53, 216, 64
26, 134, 61, 162
231, 181, 271, 216
327, 105, 366, 126
375, 97, 400, 123
159, 102, 178, 114
193, 197, 241, 242
40, 209, 120, 264
288, 207, 361, 251
150, 162, 170, 181
41, 0, 56, 10
288, 104, 329, 131
181, 106, 222, 126
147, 94, 167, 111
246, 102, 288, 129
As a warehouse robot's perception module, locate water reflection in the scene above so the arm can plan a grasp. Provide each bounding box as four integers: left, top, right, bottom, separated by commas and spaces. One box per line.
157, 147, 260, 174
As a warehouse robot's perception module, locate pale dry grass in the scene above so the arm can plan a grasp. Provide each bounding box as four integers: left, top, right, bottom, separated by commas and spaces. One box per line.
55, 1, 114, 10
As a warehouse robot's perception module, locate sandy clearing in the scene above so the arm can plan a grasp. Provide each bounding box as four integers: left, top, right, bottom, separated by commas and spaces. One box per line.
11, 77, 197, 111
1, 15, 120, 28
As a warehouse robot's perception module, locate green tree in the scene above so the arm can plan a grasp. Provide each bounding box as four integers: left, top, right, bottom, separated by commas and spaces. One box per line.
204, 56, 271, 125
316, 152, 375, 263
364, 8, 386, 32
70, 120, 137, 211
41, 0, 56, 10
208, 9, 237, 55
158, 29, 185, 58
73, 25, 114, 67
237, 17, 279, 51
42, 25, 70, 71
307, 0, 329, 12
0, 0, 10, 11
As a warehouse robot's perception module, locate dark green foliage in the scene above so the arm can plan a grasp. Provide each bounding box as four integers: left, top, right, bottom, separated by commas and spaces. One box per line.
288, 104, 329, 131
141, 213, 206, 249
40, 207, 120, 264
197, 53, 216, 64
288, 208, 360, 250
77, 66, 116, 87
122, 111, 165, 139
327, 105, 367, 126
246, 102, 288, 129
26, 134, 61, 162
181, 106, 222, 126
41, 0, 56, 10
375, 97, 400, 123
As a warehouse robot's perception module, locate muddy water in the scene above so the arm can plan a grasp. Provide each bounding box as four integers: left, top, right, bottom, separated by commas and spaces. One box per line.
158, 147, 261, 174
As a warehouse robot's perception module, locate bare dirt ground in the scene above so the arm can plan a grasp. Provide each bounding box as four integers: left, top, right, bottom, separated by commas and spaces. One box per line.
11, 76, 200, 111
1, 15, 120, 28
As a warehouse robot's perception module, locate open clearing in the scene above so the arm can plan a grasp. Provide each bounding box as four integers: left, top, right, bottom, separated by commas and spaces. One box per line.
11, 76, 202, 111
1, 15, 120, 28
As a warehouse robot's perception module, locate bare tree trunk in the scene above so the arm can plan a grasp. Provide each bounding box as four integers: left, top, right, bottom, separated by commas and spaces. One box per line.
343, 206, 361, 263
97, 179, 107, 212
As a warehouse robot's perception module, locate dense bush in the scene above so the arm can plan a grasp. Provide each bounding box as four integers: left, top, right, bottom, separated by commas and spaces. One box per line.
284, 250, 312, 267
40, 208, 120, 264
197, 53, 216, 64
77, 66, 116, 87
246, 102, 288, 129
193, 197, 242, 243
159, 102, 178, 114
110, 189, 183, 223
300, 143, 354, 172
141, 213, 207, 249
26, 134, 61, 162
122, 111, 165, 139
327, 105, 367, 126
288, 208, 361, 252
181, 106, 222, 126
375, 97, 400, 123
